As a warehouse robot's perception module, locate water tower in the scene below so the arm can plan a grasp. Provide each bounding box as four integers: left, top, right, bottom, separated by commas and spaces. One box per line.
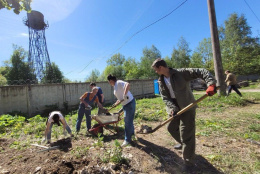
23, 10, 51, 80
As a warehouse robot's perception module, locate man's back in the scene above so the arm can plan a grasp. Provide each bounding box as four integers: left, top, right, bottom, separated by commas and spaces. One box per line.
226, 73, 237, 85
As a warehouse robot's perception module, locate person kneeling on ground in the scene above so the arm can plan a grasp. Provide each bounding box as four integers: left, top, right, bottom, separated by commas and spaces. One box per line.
43, 111, 73, 144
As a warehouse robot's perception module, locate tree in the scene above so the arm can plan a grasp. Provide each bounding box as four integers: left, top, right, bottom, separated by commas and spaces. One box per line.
139, 45, 161, 78
164, 55, 174, 68
4, 45, 36, 85
0, 0, 32, 14
0, 67, 7, 85
191, 38, 214, 72
103, 53, 126, 79
220, 13, 260, 75
0, 74, 7, 86
171, 36, 191, 68
123, 57, 141, 80
41, 62, 64, 83
190, 52, 203, 68
85, 69, 100, 82
63, 77, 72, 83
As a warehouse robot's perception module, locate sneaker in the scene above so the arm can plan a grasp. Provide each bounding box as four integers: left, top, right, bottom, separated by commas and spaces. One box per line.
174, 143, 182, 150
121, 140, 130, 147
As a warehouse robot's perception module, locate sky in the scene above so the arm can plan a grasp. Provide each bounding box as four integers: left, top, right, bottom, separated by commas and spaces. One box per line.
0, 0, 260, 81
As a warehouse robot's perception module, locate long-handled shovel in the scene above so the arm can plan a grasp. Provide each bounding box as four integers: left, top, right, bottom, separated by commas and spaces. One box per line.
138, 91, 216, 134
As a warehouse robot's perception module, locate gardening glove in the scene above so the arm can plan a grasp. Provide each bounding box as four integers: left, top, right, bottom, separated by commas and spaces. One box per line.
85, 105, 92, 110
206, 84, 217, 96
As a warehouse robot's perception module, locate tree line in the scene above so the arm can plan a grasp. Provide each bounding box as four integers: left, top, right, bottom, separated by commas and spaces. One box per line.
0, 13, 259, 86
86, 13, 260, 82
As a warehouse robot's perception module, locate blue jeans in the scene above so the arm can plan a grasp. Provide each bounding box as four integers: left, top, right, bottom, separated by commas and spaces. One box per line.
47, 123, 72, 140
76, 106, 91, 131
123, 99, 136, 142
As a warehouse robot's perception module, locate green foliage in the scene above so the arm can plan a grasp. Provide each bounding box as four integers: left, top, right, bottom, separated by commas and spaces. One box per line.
139, 45, 161, 78
110, 139, 128, 164
4, 45, 36, 85
123, 57, 141, 80
41, 62, 64, 83
0, 115, 25, 133
220, 13, 260, 75
195, 94, 247, 108
100, 139, 128, 164
189, 52, 203, 68
191, 38, 214, 73
0, 74, 7, 86
171, 36, 191, 68
93, 133, 104, 147
70, 146, 89, 158
85, 69, 100, 82
135, 97, 167, 121
103, 53, 126, 79
0, 0, 32, 14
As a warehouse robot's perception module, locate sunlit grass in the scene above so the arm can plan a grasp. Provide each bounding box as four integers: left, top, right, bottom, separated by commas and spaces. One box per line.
0, 91, 259, 173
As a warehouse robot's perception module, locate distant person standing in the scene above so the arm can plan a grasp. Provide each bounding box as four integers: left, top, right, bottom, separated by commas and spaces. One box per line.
225, 70, 242, 97
90, 83, 105, 114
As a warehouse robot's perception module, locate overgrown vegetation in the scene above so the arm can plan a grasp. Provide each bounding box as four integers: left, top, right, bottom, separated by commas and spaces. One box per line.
0, 91, 259, 173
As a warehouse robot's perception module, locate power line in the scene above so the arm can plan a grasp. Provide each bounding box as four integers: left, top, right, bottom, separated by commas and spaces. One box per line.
78, 0, 188, 73
243, 0, 260, 24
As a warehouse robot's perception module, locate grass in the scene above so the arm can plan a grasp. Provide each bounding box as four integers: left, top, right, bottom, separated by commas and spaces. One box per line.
242, 81, 260, 89
0, 91, 259, 173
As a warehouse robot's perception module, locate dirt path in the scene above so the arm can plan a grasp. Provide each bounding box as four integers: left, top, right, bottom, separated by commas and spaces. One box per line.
0, 103, 259, 174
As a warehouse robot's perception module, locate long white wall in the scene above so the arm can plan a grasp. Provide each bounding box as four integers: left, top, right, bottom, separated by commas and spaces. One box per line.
0, 80, 155, 116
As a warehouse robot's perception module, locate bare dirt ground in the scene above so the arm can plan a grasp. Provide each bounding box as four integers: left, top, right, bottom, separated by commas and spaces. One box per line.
0, 103, 259, 174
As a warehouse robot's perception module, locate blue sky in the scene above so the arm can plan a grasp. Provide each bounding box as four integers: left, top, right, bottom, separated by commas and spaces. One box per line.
0, 0, 259, 81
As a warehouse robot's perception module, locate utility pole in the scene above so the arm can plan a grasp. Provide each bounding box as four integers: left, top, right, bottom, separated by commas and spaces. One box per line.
207, 0, 226, 96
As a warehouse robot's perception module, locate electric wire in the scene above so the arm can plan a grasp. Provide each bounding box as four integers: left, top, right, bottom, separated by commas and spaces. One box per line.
78, 0, 188, 74
243, 0, 260, 24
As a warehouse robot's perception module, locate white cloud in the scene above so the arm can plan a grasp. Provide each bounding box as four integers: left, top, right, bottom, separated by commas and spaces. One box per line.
30, 0, 82, 24
18, 33, 29, 37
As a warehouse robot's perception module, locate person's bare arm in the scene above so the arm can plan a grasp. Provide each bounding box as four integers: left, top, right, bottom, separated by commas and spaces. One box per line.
44, 122, 51, 138
80, 93, 89, 107
123, 82, 130, 96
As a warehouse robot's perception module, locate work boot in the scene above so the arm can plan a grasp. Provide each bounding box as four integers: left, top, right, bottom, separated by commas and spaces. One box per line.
174, 143, 182, 150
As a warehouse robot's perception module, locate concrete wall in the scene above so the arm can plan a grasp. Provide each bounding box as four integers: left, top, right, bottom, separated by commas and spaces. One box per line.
0, 79, 154, 116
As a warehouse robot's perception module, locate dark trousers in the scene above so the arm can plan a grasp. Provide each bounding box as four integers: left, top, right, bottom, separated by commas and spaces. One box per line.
167, 109, 196, 163
227, 85, 242, 96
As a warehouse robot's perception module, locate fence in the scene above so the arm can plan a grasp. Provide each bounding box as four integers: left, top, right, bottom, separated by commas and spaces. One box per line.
0, 79, 155, 116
